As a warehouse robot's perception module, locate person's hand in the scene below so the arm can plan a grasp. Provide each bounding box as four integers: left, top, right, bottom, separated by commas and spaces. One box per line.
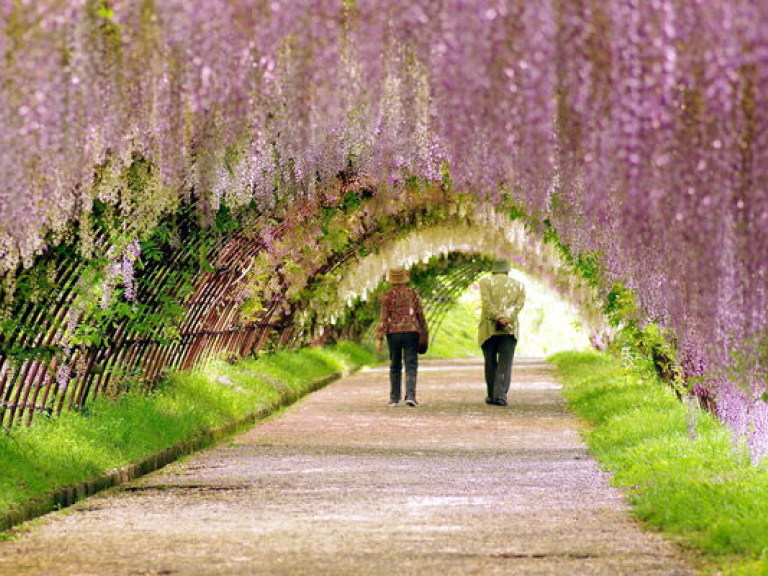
497, 317, 510, 327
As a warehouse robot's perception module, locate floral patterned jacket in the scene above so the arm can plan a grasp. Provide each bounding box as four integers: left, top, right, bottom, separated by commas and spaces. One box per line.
377, 285, 426, 338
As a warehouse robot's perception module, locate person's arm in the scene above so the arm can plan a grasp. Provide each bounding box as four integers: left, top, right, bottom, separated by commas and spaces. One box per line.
414, 290, 427, 332
497, 281, 525, 328
480, 278, 504, 321
377, 292, 389, 344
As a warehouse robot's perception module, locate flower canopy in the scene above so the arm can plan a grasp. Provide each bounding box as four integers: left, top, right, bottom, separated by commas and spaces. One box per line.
0, 1, 766, 435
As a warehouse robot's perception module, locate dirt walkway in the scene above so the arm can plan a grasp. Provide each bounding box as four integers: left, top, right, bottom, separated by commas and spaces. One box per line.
0, 358, 695, 575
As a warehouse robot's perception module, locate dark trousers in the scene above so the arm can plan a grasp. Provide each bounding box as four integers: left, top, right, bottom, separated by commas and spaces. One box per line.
481, 334, 518, 402
387, 331, 419, 402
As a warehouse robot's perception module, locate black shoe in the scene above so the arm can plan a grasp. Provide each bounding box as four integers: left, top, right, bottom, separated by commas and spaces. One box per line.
485, 397, 493, 405
489, 399, 508, 406
405, 399, 419, 407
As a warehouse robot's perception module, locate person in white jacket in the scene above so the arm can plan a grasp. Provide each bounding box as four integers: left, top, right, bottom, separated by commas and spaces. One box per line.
477, 258, 526, 406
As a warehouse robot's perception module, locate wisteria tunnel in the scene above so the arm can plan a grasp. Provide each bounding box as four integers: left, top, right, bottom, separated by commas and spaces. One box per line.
0, 1, 767, 457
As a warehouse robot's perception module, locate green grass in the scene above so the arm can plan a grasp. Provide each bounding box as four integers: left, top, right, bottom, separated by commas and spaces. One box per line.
0, 342, 376, 522
424, 294, 481, 358
549, 351, 768, 575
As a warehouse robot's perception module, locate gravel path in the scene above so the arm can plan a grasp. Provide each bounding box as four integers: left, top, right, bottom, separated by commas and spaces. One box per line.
0, 358, 696, 575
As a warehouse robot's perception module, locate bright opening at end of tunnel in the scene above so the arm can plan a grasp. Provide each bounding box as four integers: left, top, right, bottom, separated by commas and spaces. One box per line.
426, 269, 591, 359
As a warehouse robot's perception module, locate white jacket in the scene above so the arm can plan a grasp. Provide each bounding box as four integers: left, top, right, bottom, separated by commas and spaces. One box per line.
477, 273, 526, 346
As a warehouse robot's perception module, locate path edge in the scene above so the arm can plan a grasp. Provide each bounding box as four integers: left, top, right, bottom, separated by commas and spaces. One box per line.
1, 368, 357, 534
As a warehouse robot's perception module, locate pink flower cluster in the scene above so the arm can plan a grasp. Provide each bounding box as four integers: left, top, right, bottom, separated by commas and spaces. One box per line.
716, 377, 768, 465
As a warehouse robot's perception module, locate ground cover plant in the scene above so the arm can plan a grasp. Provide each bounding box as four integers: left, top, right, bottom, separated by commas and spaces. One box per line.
0, 342, 376, 528
550, 351, 768, 575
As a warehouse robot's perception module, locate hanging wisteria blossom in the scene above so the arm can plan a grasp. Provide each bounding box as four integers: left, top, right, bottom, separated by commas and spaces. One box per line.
0, 0, 766, 454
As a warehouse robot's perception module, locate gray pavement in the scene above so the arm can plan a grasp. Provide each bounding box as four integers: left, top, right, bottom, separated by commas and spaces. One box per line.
0, 358, 696, 575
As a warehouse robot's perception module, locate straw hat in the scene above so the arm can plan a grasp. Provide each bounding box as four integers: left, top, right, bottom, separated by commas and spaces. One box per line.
387, 267, 409, 284
491, 258, 510, 274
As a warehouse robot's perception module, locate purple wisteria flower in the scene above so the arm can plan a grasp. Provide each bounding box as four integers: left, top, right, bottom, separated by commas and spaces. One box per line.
0, 0, 765, 450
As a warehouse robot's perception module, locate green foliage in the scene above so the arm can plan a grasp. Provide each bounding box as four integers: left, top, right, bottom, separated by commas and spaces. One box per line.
603, 282, 637, 327
93, 3, 115, 22
503, 197, 527, 222
341, 189, 363, 211
214, 200, 242, 234
550, 351, 768, 574
596, 280, 687, 396
0, 341, 374, 521
1, 164, 231, 365
320, 221, 352, 253
603, 292, 687, 397
541, 220, 602, 288
87, 0, 122, 54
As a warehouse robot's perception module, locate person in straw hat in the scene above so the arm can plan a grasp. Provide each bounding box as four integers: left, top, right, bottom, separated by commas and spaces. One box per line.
477, 258, 526, 406
376, 267, 427, 407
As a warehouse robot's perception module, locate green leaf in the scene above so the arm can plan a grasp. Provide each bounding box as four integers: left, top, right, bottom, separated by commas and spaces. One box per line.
96, 6, 115, 21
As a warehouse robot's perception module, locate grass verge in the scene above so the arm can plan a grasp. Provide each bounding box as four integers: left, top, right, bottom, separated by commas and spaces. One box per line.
424, 294, 481, 358
549, 350, 768, 575
0, 341, 376, 533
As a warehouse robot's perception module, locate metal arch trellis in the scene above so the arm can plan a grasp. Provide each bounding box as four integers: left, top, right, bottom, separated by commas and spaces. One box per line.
0, 202, 292, 428
412, 255, 494, 347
